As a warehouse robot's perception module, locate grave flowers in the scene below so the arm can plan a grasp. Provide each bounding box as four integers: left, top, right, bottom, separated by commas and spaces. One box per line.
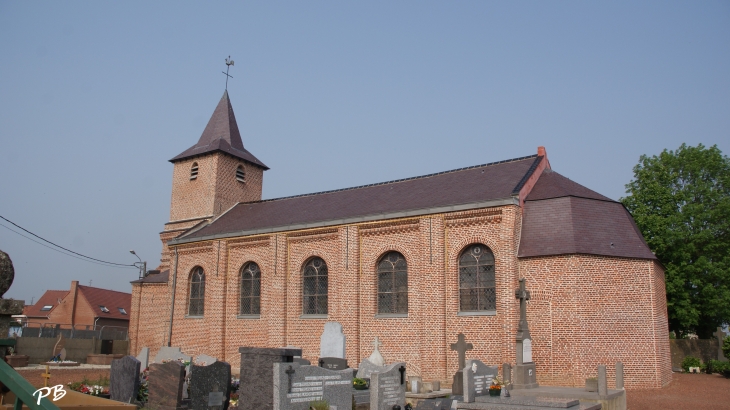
488, 376, 503, 396
353, 377, 369, 390
68, 376, 111, 398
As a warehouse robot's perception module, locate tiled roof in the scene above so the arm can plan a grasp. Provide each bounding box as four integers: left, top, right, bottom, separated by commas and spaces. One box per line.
175, 155, 542, 243
77, 285, 132, 320
23, 290, 68, 318
169, 91, 268, 169
130, 270, 170, 284
518, 170, 655, 259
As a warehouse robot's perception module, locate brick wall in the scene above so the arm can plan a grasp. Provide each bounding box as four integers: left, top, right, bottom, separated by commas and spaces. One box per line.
131, 203, 671, 389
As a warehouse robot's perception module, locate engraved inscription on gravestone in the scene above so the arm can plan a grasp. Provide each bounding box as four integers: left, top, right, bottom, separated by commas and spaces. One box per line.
463, 360, 498, 403
273, 362, 352, 410
522, 338, 532, 363
370, 362, 406, 410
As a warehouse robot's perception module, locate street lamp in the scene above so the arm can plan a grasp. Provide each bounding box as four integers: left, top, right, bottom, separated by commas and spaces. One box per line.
130, 250, 147, 280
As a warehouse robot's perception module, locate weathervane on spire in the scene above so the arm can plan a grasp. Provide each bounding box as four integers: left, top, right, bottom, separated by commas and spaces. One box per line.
222, 55, 234, 90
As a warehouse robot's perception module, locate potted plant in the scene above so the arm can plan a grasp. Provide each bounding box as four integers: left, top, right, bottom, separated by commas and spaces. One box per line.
353, 377, 369, 390
488, 376, 502, 396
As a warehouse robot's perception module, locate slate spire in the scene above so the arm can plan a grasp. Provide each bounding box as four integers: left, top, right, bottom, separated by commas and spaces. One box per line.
170, 91, 268, 169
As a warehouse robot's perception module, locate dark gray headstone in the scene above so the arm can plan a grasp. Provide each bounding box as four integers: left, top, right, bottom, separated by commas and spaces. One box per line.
318, 357, 348, 370
191, 360, 231, 410
239, 346, 302, 410
148, 360, 186, 410
416, 398, 450, 410
110, 356, 141, 403
463, 360, 498, 403
370, 362, 406, 410
292, 358, 310, 365
273, 362, 352, 410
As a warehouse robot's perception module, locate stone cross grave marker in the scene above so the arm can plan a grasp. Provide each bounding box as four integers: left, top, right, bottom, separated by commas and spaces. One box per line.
356, 358, 387, 379
154, 346, 192, 364
110, 355, 141, 403
370, 362, 406, 410
239, 346, 302, 410
713, 327, 728, 361
450, 333, 473, 395
369, 336, 385, 366
136, 347, 150, 370
462, 360, 498, 403
273, 362, 353, 410
513, 278, 538, 389
191, 360, 231, 410
320, 321, 346, 359
148, 360, 186, 410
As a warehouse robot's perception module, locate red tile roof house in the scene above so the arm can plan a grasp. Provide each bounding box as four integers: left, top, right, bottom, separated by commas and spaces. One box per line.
22, 281, 132, 331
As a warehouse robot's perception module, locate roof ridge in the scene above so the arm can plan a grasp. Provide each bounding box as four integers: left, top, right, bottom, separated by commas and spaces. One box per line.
237, 154, 538, 205
525, 194, 618, 204
77, 285, 132, 296
511, 155, 543, 195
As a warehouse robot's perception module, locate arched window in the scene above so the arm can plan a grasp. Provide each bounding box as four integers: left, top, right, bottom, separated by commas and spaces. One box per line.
240, 262, 261, 315
302, 257, 328, 315
236, 165, 245, 182
190, 162, 199, 180
377, 252, 408, 314
188, 267, 205, 316
459, 244, 496, 312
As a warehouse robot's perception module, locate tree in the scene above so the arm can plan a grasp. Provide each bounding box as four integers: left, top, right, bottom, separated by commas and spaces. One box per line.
621, 143, 730, 339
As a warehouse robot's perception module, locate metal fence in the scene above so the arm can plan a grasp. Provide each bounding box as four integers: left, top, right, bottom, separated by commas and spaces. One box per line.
17, 322, 128, 340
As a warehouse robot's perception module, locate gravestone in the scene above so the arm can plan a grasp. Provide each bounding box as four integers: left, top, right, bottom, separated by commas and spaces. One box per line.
615, 362, 624, 389
148, 360, 186, 410
409, 376, 422, 393
597, 365, 607, 396
239, 346, 302, 410
320, 322, 346, 359
502, 363, 512, 390
513, 278, 538, 389
293, 358, 311, 365
191, 360, 231, 410
714, 327, 728, 362
462, 360, 498, 403
195, 354, 217, 366
370, 362, 406, 410
53, 334, 66, 358
356, 358, 387, 379
273, 362, 352, 410
368, 337, 385, 366
137, 347, 150, 370
415, 398, 450, 410
154, 346, 192, 364
318, 357, 348, 370
450, 333, 473, 395
109, 355, 141, 403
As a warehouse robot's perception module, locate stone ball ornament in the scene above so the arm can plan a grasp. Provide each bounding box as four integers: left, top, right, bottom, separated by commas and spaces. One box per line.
0, 249, 14, 299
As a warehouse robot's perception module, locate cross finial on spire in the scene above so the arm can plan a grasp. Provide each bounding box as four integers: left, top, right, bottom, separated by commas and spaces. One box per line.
223, 56, 234, 90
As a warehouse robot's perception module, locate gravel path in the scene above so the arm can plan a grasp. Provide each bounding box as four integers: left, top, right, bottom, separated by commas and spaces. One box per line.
626, 373, 730, 410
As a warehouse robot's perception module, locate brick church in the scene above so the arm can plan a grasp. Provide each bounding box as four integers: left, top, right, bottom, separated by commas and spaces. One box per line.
129, 91, 671, 389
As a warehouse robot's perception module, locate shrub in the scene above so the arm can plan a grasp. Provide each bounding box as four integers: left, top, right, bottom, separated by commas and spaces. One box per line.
681, 356, 702, 372
723, 336, 730, 360
309, 399, 329, 410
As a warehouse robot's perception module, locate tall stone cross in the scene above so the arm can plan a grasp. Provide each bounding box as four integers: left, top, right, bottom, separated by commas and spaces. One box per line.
373, 337, 382, 350
514, 278, 531, 340
713, 327, 728, 361
450, 333, 473, 370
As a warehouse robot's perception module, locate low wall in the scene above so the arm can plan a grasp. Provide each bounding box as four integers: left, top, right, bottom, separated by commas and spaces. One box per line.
669, 339, 723, 370
14, 337, 129, 364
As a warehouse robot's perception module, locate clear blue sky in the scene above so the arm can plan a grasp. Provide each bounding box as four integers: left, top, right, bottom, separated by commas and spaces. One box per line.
1, 1, 728, 304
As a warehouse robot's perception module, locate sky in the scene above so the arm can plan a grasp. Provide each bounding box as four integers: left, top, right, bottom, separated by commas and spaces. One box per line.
0, 1, 728, 305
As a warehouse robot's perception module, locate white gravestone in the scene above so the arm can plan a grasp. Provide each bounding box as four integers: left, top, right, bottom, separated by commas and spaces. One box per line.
320, 322, 346, 359
369, 336, 385, 366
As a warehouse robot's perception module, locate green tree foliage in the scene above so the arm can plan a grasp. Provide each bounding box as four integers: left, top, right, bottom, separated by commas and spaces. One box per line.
621, 144, 730, 339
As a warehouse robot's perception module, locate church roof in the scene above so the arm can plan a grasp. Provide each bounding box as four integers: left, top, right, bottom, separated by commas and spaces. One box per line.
169, 91, 269, 169
171, 155, 543, 243
518, 169, 656, 260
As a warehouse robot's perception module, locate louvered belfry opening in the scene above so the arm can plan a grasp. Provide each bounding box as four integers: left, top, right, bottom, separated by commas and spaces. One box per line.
190, 162, 199, 180
377, 251, 408, 314
302, 258, 328, 315
188, 267, 205, 316
459, 244, 496, 311
240, 262, 261, 315
236, 165, 245, 182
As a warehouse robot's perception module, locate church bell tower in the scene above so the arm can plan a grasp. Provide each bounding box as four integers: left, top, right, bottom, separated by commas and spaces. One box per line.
157, 91, 268, 269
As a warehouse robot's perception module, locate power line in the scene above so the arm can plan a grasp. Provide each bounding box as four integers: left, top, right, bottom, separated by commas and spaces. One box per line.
0, 215, 136, 269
